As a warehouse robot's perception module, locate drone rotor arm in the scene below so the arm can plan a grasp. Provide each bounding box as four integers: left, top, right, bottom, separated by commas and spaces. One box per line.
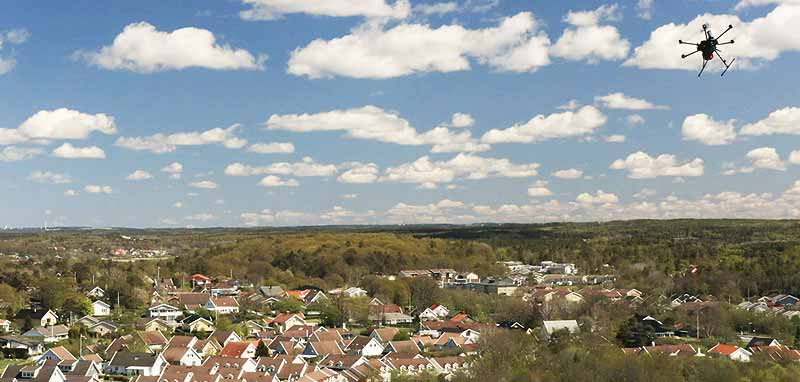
681, 50, 700, 59
679, 40, 699, 46
716, 25, 734, 40
717, 40, 734, 46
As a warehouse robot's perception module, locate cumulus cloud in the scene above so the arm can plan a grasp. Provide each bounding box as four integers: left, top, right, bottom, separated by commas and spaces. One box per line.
633, 188, 657, 199
0, 146, 42, 162
576, 190, 619, 206
288, 12, 552, 79
28, 171, 72, 184
734, 0, 798, 11
625, 5, 800, 71
184, 213, 217, 222
553, 168, 584, 179
64, 190, 80, 197
240, 209, 317, 226
790, 150, 800, 165
557, 100, 582, 110
481, 106, 607, 144
190, 180, 219, 189
637, 0, 654, 20
240, 0, 411, 21
528, 185, 554, 197
75, 22, 265, 73
0, 28, 30, 75
258, 175, 299, 187
337, 162, 380, 184
610, 151, 704, 179
0, 108, 116, 146
450, 113, 475, 128
126, 170, 153, 181
85, 185, 113, 194
746, 147, 786, 170
266, 105, 487, 152
626, 114, 646, 127
740, 107, 800, 136
52, 143, 106, 159
605, 134, 626, 143
594, 92, 668, 110
413, 2, 459, 16
380, 153, 539, 188
682, 114, 737, 145
115, 124, 247, 154
225, 157, 337, 177
551, 5, 630, 63
247, 142, 295, 154
161, 162, 183, 174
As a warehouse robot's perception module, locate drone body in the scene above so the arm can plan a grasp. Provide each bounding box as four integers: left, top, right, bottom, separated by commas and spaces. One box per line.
679, 24, 735, 77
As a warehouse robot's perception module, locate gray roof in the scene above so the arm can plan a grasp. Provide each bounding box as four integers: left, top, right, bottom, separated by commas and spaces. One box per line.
259, 286, 284, 297
109, 352, 161, 368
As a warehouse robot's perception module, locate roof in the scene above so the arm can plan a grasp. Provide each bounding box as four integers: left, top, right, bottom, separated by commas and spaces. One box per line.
708, 344, 748, 356
388, 340, 421, 355
369, 327, 399, 342
27, 325, 70, 337
109, 352, 161, 368
308, 341, 344, 356
161, 347, 192, 363
14, 308, 55, 320
47, 346, 77, 362
260, 286, 284, 297
269, 313, 305, 325
747, 337, 780, 348
220, 342, 253, 357
190, 274, 212, 281
139, 331, 168, 346
210, 297, 239, 308
542, 320, 580, 335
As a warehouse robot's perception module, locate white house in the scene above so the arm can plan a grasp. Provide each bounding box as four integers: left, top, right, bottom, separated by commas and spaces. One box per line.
342, 287, 368, 298
92, 301, 111, 317
148, 304, 182, 321
345, 336, 385, 357
162, 346, 203, 366
708, 344, 752, 362
106, 352, 166, 376
541, 320, 580, 339
205, 297, 240, 315
0, 319, 10, 332
87, 287, 105, 299
419, 304, 449, 321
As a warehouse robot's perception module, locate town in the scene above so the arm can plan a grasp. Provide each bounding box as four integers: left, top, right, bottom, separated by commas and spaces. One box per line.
2, 222, 800, 381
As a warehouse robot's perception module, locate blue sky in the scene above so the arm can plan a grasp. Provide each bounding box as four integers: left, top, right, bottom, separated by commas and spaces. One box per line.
1, 0, 800, 227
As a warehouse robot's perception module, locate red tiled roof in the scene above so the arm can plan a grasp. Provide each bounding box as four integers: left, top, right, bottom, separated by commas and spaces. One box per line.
220, 342, 253, 357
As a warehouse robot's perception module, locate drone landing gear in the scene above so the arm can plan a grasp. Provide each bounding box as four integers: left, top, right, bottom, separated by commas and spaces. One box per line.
721, 58, 735, 77
698, 60, 708, 77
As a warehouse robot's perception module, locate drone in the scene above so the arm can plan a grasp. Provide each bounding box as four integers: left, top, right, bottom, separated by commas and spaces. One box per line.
679, 23, 735, 77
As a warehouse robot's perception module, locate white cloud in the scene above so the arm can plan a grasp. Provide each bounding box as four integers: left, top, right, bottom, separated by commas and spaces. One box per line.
625, 5, 800, 71
64, 189, 80, 197
337, 162, 380, 184
342, 193, 358, 199
85, 185, 113, 194
610, 151, 704, 179
0, 146, 42, 162
551, 5, 630, 63
413, 2, 458, 16
266, 105, 487, 152
190, 180, 219, 189
28, 171, 72, 184
553, 168, 584, 179
240, 209, 316, 226
0, 29, 30, 75
75, 22, 265, 73
185, 213, 217, 222
594, 92, 668, 110
126, 170, 153, 181
258, 175, 299, 187
681, 114, 737, 145
450, 113, 475, 128
790, 150, 800, 164
633, 188, 657, 199
52, 143, 106, 159
637, 0, 654, 20
161, 162, 183, 174
740, 107, 800, 136
576, 190, 619, 206
626, 114, 646, 127
605, 134, 626, 143
173, 202, 183, 208
380, 153, 539, 187
225, 157, 337, 177
528, 185, 554, 197
17, 108, 117, 140
734, 0, 798, 11
288, 12, 552, 79
247, 142, 295, 154
481, 105, 607, 144
746, 147, 786, 170
240, 0, 411, 21
115, 124, 247, 154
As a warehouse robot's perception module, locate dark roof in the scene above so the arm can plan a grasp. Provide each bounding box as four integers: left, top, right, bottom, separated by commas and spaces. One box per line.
14, 308, 53, 320
109, 351, 161, 368
747, 337, 779, 349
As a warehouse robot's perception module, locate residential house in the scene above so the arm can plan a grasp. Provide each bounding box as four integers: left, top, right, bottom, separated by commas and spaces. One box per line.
369, 328, 399, 344
268, 313, 307, 333
747, 337, 781, 349
0, 362, 67, 382
0, 319, 11, 333
106, 352, 166, 376
624, 344, 704, 357
162, 346, 203, 366
670, 293, 703, 308
37, 346, 77, 370
148, 303, 182, 321
87, 321, 118, 337
540, 320, 580, 340
23, 325, 70, 343
0, 335, 44, 356
205, 297, 240, 315
209, 330, 243, 347
169, 293, 212, 312
384, 340, 421, 356
189, 274, 213, 288
138, 331, 169, 352
259, 286, 285, 298
418, 304, 449, 321
220, 342, 256, 358
182, 315, 216, 333
91, 301, 111, 317
14, 308, 58, 328
344, 336, 384, 357
136, 318, 172, 333
301, 341, 344, 358
708, 344, 753, 362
